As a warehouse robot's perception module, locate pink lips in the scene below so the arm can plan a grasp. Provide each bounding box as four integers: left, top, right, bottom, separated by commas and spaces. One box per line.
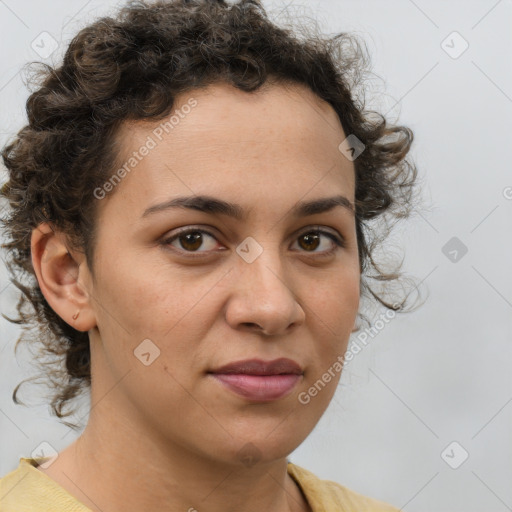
209, 358, 303, 402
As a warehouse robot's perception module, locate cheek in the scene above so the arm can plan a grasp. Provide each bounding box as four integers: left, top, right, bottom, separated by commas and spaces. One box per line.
310, 268, 360, 325
93, 253, 191, 332
91, 252, 227, 376
306, 268, 360, 362
298, 274, 359, 417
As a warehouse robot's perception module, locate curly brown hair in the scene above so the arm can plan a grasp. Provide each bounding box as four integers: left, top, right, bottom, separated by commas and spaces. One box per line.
0, 0, 423, 429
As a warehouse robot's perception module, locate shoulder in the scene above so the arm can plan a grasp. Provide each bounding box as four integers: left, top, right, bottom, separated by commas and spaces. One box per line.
287, 462, 401, 512
0, 458, 91, 512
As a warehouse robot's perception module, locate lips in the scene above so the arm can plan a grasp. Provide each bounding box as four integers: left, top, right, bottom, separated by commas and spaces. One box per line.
209, 358, 303, 402
211, 358, 303, 376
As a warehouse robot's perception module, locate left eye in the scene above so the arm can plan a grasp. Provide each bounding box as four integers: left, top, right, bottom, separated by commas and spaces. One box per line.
162, 227, 344, 255
291, 229, 344, 255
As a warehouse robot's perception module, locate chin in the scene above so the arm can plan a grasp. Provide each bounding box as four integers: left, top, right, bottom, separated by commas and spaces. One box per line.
205, 426, 307, 469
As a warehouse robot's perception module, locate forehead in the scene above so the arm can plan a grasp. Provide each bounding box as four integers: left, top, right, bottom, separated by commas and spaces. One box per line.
104, 81, 355, 214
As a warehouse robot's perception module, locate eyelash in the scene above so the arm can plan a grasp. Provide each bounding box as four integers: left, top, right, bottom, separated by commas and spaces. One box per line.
161, 226, 345, 258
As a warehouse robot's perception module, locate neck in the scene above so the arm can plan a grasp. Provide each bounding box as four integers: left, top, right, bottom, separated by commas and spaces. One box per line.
39, 401, 309, 512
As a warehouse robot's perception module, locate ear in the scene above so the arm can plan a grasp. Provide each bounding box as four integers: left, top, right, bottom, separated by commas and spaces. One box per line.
30, 222, 97, 332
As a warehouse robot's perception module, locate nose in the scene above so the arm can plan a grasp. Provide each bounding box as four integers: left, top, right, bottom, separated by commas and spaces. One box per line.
224, 247, 306, 337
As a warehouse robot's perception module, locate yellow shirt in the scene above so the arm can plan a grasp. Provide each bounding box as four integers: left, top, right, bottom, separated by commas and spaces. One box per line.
0, 457, 400, 511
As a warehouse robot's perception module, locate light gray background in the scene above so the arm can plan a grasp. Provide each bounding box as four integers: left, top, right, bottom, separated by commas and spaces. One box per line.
1, 1, 511, 511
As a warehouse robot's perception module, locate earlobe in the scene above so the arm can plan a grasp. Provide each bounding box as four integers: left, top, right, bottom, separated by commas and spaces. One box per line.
31, 222, 96, 332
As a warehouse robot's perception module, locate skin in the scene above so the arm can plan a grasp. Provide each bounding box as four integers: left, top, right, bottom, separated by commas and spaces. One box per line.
30, 80, 360, 512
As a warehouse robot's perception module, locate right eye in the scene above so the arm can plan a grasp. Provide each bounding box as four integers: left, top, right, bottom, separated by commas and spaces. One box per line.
161, 228, 223, 255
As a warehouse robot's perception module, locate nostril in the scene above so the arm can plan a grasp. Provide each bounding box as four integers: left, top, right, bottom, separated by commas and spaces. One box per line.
242, 322, 260, 329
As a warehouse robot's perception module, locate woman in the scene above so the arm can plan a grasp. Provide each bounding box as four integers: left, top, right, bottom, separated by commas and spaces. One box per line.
0, 0, 419, 510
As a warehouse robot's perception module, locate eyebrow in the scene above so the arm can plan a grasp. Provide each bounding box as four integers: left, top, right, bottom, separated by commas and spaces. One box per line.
141, 194, 355, 220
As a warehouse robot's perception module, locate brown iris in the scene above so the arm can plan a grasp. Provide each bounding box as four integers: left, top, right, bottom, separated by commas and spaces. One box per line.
178, 231, 204, 251
298, 232, 320, 251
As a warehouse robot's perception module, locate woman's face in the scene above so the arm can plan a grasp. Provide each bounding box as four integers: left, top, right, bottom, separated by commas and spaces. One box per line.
83, 81, 360, 465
